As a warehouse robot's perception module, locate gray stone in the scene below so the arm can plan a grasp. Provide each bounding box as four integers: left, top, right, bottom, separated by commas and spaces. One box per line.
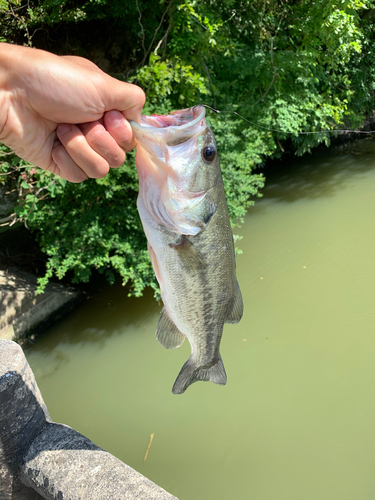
21, 424, 177, 500
0, 340, 49, 500
0, 268, 79, 341
0, 340, 178, 500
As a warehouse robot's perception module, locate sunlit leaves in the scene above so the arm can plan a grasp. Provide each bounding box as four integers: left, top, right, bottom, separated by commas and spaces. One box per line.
1, 0, 374, 296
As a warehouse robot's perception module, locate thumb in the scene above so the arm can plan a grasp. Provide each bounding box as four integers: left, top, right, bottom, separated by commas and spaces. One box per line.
103, 77, 146, 125
61, 54, 146, 123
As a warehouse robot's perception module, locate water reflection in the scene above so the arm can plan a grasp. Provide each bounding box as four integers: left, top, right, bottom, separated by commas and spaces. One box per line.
27, 284, 162, 379
34, 349, 71, 379
25, 139, 375, 500
30, 284, 160, 352
263, 139, 375, 202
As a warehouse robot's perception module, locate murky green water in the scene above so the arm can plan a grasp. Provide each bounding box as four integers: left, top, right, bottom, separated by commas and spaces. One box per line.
26, 139, 375, 500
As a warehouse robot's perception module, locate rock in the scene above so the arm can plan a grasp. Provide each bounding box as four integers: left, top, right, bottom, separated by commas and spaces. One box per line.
0, 340, 178, 500
0, 268, 80, 341
0, 340, 49, 500
21, 424, 177, 500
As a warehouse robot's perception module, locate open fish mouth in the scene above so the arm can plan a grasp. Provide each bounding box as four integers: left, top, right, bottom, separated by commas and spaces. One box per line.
137, 106, 205, 129
130, 105, 214, 235
129, 106, 207, 149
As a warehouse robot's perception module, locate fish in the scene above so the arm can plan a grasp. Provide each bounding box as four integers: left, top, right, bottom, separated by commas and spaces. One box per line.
130, 105, 243, 394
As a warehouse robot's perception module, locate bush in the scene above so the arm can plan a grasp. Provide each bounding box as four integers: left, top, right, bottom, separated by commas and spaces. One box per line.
0, 0, 374, 295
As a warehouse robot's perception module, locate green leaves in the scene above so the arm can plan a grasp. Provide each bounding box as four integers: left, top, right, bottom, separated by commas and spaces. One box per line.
131, 53, 208, 112
0, 0, 22, 10
1, 0, 374, 296
22, 157, 160, 297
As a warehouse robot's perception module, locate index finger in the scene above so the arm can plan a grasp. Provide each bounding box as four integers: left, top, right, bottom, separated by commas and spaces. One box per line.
104, 110, 136, 152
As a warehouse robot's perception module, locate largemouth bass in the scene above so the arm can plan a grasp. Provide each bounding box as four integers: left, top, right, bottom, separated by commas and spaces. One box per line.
130, 106, 243, 394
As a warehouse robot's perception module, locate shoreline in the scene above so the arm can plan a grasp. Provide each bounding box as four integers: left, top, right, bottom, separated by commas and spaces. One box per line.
0, 266, 82, 343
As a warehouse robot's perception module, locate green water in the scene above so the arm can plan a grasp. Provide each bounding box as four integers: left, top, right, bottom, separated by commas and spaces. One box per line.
25, 139, 375, 500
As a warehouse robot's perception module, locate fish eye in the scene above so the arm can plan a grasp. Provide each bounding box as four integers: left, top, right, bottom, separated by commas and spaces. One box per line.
202, 145, 216, 162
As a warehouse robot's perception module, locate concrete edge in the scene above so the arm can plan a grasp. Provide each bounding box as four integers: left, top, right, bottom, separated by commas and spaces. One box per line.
0, 267, 84, 343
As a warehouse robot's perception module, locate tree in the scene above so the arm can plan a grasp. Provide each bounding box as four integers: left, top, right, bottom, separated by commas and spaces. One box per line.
0, 0, 374, 295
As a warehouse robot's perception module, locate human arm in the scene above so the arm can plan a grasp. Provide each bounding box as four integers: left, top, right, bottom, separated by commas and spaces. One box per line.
0, 43, 145, 182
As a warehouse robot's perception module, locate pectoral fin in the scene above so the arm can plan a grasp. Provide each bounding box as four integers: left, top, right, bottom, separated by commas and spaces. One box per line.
169, 235, 205, 269
225, 281, 244, 324
156, 309, 186, 349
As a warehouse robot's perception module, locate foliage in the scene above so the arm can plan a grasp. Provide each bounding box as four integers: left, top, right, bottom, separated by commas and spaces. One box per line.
30, 155, 158, 297
0, 0, 375, 295
0, 145, 66, 228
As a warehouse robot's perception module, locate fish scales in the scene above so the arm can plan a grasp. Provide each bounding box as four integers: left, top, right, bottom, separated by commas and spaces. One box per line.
131, 106, 243, 394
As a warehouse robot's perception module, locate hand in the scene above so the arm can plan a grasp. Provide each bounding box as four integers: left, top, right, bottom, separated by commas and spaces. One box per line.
0, 44, 145, 182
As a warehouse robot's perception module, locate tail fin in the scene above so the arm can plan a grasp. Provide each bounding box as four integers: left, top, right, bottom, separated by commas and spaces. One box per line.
172, 356, 227, 395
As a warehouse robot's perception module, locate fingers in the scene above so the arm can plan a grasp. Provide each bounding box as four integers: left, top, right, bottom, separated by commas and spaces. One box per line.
50, 94, 143, 183
104, 110, 135, 152
53, 120, 127, 182
51, 142, 87, 183
104, 81, 146, 124
121, 84, 146, 124
60, 54, 146, 124
80, 120, 126, 165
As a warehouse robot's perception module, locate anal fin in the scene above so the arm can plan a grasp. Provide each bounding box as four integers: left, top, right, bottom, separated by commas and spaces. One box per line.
156, 309, 186, 349
225, 280, 244, 324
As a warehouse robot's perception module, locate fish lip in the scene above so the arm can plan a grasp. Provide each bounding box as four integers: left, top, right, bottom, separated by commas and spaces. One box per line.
129, 105, 205, 132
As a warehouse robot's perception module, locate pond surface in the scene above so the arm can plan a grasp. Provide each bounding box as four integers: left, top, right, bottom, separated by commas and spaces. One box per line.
26, 138, 375, 500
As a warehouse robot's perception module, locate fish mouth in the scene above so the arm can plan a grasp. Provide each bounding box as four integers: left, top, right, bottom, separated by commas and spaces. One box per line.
129, 106, 207, 149
130, 105, 208, 181
130, 106, 205, 132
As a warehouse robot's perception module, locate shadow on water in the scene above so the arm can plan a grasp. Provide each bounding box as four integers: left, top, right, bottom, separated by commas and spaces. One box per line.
24, 281, 160, 355
261, 139, 375, 203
